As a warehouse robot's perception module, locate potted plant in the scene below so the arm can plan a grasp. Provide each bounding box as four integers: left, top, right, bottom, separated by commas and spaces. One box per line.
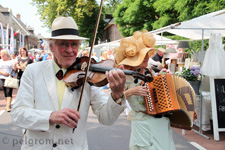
176, 67, 201, 95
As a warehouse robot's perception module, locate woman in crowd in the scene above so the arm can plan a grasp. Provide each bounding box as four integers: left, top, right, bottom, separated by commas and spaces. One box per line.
114, 30, 175, 150
16, 47, 33, 85
0, 50, 15, 112
100, 50, 108, 61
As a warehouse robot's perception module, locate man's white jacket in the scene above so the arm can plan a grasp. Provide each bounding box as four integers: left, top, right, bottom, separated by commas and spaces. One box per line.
11, 60, 125, 150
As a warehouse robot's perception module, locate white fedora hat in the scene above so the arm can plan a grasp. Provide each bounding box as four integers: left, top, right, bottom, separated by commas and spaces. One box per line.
44, 17, 88, 40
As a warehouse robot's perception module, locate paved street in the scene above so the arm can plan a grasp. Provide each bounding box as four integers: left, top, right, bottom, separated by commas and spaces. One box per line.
0, 89, 225, 150
86, 109, 199, 150
0, 109, 198, 150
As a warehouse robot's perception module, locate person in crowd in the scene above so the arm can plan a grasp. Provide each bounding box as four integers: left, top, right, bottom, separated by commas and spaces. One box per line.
33, 52, 37, 63
47, 53, 53, 60
0, 50, 15, 112
16, 47, 33, 85
107, 49, 114, 60
148, 47, 177, 72
10, 52, 16, 61
10, 52, 18, 65
39, 50, 49, 61
148, 50, 164, 72
114, 30, 175, 150
151, 50, 164, 63
91, 52, 98, 62
82, 50, 89, 56
35, 52, 41, 62
28, 52, 34, 61
15, 51, 19, 57
11, 16, 126, 149
77, 49, 83, 58
100, 50, 108, 61
16, 50, 21, 60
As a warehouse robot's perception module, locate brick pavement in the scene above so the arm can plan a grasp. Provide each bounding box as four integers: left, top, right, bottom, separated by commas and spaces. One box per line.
174, 127, 225, 150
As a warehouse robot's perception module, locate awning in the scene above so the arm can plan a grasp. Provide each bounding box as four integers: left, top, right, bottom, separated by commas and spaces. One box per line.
164, 9, 225, 40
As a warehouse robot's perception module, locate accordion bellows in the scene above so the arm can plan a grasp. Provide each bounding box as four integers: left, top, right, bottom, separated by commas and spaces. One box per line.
143, 74, 196, 130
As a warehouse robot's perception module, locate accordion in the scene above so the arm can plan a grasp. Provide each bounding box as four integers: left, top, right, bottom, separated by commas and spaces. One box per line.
142, 74, 196, 130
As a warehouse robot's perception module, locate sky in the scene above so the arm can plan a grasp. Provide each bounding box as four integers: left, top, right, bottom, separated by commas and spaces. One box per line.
0, 0, 51, 37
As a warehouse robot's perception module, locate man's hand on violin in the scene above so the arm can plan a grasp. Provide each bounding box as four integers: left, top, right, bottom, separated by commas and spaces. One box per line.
106, 65, 126, 101
49, 108, 80, 128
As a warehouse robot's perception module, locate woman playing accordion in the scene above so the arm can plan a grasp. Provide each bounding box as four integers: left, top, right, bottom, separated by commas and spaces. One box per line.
114, 30, 176, 150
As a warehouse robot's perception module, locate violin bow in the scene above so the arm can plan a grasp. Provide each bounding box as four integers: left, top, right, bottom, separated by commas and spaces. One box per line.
73, 0, 104, 133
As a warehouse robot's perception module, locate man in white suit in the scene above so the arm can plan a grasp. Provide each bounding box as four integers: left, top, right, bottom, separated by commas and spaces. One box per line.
11, 17, 126, 150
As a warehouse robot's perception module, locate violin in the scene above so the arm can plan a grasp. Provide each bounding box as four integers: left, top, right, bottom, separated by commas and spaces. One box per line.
63, 56, 153, 89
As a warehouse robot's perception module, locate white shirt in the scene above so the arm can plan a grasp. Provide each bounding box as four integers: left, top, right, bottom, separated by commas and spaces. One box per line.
0, 59, 14, 79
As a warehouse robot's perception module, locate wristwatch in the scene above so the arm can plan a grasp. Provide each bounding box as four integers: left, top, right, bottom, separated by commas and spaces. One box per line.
115, 94, 125, 104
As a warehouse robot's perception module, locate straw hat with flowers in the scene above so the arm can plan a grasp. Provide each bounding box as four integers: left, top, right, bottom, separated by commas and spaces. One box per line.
113, 29, 165, 67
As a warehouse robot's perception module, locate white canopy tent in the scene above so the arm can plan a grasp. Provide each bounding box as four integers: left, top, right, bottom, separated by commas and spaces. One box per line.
154, 34, 179, 45
152, 9, 225, 40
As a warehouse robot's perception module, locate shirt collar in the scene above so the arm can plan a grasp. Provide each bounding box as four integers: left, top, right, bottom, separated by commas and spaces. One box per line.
53, 60, 67, 76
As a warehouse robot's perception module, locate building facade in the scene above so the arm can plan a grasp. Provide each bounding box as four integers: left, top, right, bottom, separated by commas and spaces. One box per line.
0, 5, 40, 53
101, 16, 123, 43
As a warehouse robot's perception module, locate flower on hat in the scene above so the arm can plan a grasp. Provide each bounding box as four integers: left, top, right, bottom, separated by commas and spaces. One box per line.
121, 38, 139, 58
142, 29, 156, 48
114, 29, 164, 67
113, 46, 125, 65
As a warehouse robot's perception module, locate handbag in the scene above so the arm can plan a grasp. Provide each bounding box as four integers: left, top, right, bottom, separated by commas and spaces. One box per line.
4, 76, 19, 88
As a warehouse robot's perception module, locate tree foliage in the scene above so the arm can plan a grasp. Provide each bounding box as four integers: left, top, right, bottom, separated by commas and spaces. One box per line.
114, 0, 157, 37
152, 0, 179, 29
104, 0, 122, 14
153, 0, 225, 29
114, 0, 225, 37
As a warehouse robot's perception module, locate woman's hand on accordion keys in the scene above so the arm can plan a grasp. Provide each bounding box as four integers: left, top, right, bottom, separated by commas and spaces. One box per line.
124, 86, 148, 99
